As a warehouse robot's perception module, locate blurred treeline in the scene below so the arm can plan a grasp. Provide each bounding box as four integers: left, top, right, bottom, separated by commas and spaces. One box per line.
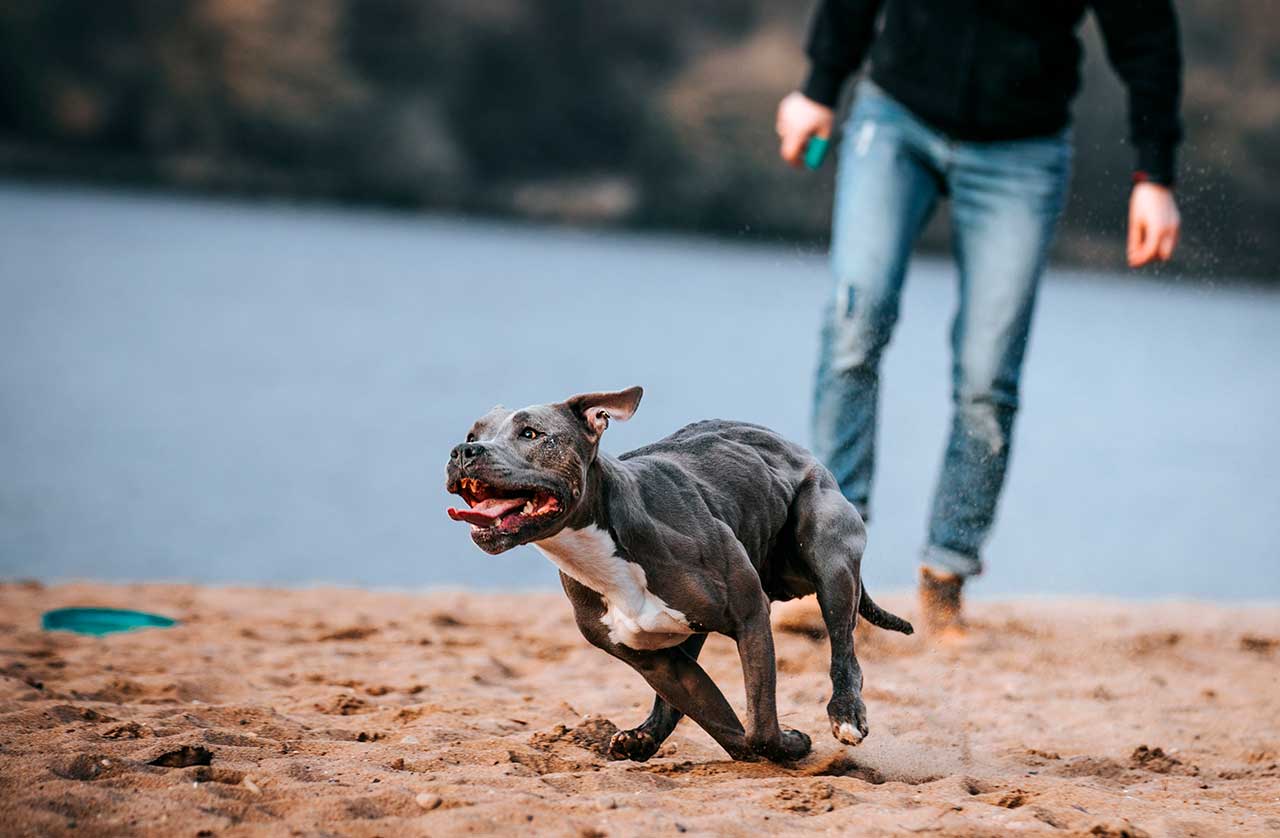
1, 0, 1276, 278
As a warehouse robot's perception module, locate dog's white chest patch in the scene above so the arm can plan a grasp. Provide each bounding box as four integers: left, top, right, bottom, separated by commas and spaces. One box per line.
533, 525, 693, 651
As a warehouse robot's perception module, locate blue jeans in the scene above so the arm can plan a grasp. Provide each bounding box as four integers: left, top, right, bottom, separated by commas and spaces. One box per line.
812, 81, 1072, 578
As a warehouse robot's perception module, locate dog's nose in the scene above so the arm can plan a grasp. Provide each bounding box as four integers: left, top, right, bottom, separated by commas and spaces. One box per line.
451, 442, 485, 463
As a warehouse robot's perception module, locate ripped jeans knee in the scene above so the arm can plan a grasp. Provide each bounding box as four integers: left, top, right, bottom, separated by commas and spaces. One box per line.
826, 285, 896, 376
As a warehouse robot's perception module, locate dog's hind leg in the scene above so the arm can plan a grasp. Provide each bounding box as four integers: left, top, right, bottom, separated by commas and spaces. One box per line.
792, 469, 872, 745
608, 634, 706, 762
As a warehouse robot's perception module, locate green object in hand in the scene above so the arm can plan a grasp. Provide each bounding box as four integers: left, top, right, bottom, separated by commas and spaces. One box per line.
804, 135, 830, 170
42, 607, 178, 636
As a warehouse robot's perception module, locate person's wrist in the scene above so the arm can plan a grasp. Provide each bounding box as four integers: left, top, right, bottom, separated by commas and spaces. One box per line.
1134, 141, 1177, 190
1132, 171, 1175, 192
801, 62, 844, 109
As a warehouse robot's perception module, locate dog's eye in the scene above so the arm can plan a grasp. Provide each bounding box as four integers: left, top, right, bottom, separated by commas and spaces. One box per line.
519, 427, 541, 440
465, 433, 476, 443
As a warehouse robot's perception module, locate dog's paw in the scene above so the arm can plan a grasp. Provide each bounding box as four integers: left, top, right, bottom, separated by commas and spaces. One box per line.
831, 719, 867, 746
607, 728, 660, 762
752, 727, 812, 763
828, 695, 869, 746
779, 727, 813, 761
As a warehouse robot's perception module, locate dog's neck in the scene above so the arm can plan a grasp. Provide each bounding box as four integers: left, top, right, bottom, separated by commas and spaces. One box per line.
558, 452, 632, 536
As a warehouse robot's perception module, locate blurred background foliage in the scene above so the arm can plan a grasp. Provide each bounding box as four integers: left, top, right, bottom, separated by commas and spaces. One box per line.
1, 0, 1276, 278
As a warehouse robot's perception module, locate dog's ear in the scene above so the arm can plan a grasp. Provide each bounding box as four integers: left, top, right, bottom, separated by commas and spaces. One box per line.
564, 386, 643, 436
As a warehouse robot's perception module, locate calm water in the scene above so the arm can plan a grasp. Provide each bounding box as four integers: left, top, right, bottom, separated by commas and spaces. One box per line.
1, 184, 1277, 599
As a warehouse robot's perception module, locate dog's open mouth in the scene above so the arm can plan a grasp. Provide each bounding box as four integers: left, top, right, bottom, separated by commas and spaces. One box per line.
447, 477, 562, 532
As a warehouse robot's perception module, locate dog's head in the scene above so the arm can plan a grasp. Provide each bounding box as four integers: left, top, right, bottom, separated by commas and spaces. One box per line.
445, 386, 643, 554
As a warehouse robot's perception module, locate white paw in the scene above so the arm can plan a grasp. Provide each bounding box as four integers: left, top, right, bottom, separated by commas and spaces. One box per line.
833, 721, 865, 746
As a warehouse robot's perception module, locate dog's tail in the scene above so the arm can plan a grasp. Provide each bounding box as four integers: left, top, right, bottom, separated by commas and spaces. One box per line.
859, 587, 914, 635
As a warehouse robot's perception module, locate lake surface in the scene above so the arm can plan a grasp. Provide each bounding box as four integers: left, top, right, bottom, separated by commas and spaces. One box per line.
1, 183, 1277, 599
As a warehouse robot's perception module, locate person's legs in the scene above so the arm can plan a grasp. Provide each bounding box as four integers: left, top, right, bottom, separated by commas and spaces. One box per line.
922, 131, 1072, 591
813, 83, 943, 520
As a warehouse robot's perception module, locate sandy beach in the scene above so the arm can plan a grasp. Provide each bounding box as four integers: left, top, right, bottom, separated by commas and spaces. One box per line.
1, 581, 1277, 837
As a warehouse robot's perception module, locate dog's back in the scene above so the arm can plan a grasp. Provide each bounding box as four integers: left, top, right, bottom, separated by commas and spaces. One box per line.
621, 419, 814, 475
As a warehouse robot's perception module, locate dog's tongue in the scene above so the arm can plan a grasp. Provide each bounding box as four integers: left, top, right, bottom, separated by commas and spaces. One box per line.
447, 497, 524, 527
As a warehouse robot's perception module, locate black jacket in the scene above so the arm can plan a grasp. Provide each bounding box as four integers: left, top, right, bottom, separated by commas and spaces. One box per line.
803, 0, 1182, 184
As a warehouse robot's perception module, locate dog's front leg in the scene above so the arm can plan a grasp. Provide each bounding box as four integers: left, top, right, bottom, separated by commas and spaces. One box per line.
622, 644, 754, 761
608, 633, 707, 762
561, 572, 753, 761
733, 591, 813, 762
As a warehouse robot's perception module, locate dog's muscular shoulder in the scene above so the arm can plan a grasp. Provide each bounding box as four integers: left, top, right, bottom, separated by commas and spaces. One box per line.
531, 421, 816, 650
617, 419, 816, 558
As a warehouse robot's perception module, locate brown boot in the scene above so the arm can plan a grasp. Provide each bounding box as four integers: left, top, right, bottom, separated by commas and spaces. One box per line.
919, 567, 967, 639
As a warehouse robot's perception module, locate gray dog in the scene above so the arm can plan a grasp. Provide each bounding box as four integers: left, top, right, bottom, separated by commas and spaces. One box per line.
445, 386, 912, 763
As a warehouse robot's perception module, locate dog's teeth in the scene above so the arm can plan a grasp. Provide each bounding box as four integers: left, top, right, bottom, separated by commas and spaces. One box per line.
522, 501, 534, 514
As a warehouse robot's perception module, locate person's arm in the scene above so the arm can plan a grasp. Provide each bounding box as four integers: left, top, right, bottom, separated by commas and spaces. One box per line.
1091, 0, 1184, 266
777, 0, 885, 166
802, 0, 886, 108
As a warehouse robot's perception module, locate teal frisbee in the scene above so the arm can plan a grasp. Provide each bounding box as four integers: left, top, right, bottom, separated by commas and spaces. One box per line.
42, 607, 178, 636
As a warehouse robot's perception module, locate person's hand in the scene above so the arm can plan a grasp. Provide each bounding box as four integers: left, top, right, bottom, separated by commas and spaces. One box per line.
1127, 182, 1181, 267
776, 92, 834, 167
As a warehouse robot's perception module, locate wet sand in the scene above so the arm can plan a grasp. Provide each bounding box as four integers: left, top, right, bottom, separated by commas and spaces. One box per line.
1, 582, 1278, 836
